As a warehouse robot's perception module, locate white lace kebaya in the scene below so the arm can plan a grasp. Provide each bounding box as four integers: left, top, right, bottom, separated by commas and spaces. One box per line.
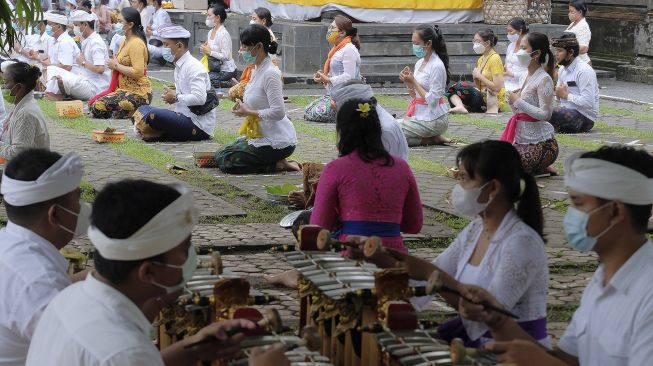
511, 66, 555, 144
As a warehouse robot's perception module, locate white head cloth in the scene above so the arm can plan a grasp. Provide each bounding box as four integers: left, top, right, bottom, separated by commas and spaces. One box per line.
1, 60, 17, 74
88, 183, 199, 261
66, 0, 77, 6
70, 10, 95, 22
45, 11, 69, 26
564, 153, 653, 205
157, 24, 190, 39
330, 81, 374, 110
1, 152, 83, 206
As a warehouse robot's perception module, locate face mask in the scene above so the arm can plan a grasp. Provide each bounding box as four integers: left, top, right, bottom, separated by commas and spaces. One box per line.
563, 203, 614, 252
33, 26, 41, 36
65, 8, 71, 15
151, 245, 197, 294
412, 44, 426, 58
73, 26, 82, 37
326, 30, 340, 44
45, 25, 54, 36
5, 84, 20, 104
515, 49, 536, 67
249, 19, 256, 25
472, 42, 486, 54
451, 182, 492, 218
241, 46, 258, 65
162, 47, 175, 62
57, 201, 92, 238
11, 23, 20, 32
205, 18, 213, 27
507, 33, 520, 43
114, 23, 124, 36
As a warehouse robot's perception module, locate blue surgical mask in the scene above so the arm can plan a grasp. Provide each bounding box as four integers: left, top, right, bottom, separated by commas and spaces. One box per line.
73, 26, 82, 37
64, 8, 71, 16
11, 22, 20, 32
242, 50, 256, 65
151, 245, 197, 294
563, 203, 614, 252
33, 26, 41, 36
161, 47, 175, 63
45, 25, 54, 36
412, 44, 426, 58
113, 23, 124, 36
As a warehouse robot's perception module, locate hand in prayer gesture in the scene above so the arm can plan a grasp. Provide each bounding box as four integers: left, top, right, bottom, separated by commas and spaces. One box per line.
399, 66, 414, 84
483, 340, 566, 366
162, 87, 177, 104
184, 318, 257, 361
76, 53, 86, 66
107, 56, 119, 70
249, 343, 290, 366
555, 81, 569, 100
313, 70, 329, 84
232, 99, 252, 117
508, 89, 520, 104
146, 25, 153, 37
472, 67, 483, 80
41, 57, 51, 67
200, 42, 211, 55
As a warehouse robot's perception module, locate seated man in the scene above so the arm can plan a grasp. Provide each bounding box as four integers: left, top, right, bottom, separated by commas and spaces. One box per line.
457, 145, 653, 365
44, 10, 110, 101
0, 149, 88, 365
40, 11, 80, 93
12, 17, 42, 65
550, 33, 599, 134
133, 25, 216, 141
26, 179, 286, 366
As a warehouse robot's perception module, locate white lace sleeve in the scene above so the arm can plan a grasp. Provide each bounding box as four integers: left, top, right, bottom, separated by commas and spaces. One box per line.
514, 74, 554, 121
0, 113, 38, 159
257, 69, 286, 121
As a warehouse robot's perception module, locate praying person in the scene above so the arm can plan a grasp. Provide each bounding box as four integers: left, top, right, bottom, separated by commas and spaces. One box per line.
202, 4, 238, 90
145, 0, 171, 65
25, 179, 289, 366
504, 17, 529, 95
457, 145, 653, 366
550, 33, 599, 134
566, 0, 592, 64
40, 11, 81, 81
0, 150, 88, 365
44, 10, 110, 101
132, 25, 216, 141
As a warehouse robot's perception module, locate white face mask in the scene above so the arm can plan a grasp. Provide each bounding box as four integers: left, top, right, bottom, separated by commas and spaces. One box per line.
205, 17, 213, 28
472, 42, 486, 54
249, 19, 256, 25
515, 49, 536, 67
150, 245, 197, 294
451, 182, 492, 218
507, 33, 520, 43
57, 201, 92, 238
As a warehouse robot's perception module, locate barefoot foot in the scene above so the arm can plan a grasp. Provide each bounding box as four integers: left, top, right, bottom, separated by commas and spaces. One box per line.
276, 159, 302, 172
449, 106, 469, 114
265, 269, 299, 289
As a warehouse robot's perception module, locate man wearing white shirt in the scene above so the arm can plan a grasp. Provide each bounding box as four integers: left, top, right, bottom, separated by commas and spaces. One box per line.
25, 179, 288, 366
40, 12, 80, 86
0, 149, 89, 366
457, 145, 653, 366
550, 33, 599, 134
133, 25, 216, 141
44, 10, 110, 101
145, 0, 171, 64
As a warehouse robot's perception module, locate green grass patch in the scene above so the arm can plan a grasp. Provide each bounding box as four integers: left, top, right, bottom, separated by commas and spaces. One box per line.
600, 106, 653, 123
431, 210, 470, 231
287, 95, 317, 108
292, 119, 336, 143
405, 235, 456, 250
80, 181, 97, 202
375, 94, 410, 111
408, 154, 449, 176
549, 260, 599, 274
149, 77, 173, 93
594, 120, 653, 140
543, 199, 569, 213
219, 98, 235, 111
547, 304, 578, 323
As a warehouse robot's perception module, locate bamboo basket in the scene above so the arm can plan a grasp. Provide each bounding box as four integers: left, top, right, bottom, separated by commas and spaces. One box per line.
484, 0, 551, 25
92, 129, 125, 143
55, 100, 84, 118
193, 151, 217, 168
526, 0, 551, 24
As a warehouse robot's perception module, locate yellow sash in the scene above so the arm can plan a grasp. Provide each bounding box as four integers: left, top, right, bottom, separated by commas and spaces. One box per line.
238, 115, 263, 140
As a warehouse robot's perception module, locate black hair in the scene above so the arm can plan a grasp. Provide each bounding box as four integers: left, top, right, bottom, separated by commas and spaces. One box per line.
336, 97, 393, 167
526, 32, 555, 79
208, 3, 227, 24
254, 7, 273, 27
457, 140, 544, 238
81, 0, 92, 9
83, 20, 96, 29
414, 24, 451, 85
169, 37, 190, 48
152, 0, 162, 6
92, 180, 181, 285
333, 14, 360, 50
5, 61, 42, 92
569, 0, 588, 16
556, 32, 580, 58
580, 146, 653, 233
508, 17, 529, 34
240, 23, 278, 55
135, 0, 147, 7
476, 28, 498, 47
121, 7, 149, 63
3, 149, 71, 223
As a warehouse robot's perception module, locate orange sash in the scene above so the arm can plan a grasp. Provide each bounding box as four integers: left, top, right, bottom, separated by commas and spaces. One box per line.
323, 36, 352, 76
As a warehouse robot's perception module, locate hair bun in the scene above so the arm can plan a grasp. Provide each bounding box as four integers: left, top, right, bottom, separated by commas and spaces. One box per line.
349, 27, 358, 37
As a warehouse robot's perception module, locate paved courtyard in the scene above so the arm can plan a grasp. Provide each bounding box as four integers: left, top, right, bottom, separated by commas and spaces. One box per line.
12, 77, 653, 344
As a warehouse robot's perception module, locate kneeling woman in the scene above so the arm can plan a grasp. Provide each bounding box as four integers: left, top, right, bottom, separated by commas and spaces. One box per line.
215, 25, 299, 174
368, 140, 548, 347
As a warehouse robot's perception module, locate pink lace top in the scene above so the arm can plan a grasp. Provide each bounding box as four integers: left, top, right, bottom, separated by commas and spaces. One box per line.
310, 152, 423, 252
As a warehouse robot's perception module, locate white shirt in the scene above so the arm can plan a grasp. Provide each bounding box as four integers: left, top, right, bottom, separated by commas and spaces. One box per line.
511, 67, 556, 144
150, 7, 171, 39
77, 32, 111, 93
109, 33, 125, 57
328, 43, 361, 89
207, 25, 237, 73
558, 57, 599, 122
245, 57, 297, 149
37, 32, 54, 58
566, 18, 591, 63
412, 210, 548, 343
174, 51, 217, 136
377, 105, 409, 161
412, 54, 449, 121
14, 33, 41, 64
558, 241, 653, 366
0, 222, 70, 366
504, 41, 528, 92
107, 0, 118, 10
48, 31, 80, 67
26, 273, 163, 366
140, 5, 155, 29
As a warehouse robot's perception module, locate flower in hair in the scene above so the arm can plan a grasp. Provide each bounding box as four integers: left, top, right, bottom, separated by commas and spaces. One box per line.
356, 102, 371, 118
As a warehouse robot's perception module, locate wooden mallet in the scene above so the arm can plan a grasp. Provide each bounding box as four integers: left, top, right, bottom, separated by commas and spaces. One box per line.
426, 271, 519, 319
184, 308, 283, 349
286, 326, 322, 351
316, 229, 360, 251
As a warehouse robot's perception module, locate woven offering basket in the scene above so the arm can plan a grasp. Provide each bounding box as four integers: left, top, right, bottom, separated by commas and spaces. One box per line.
55, 100, 84, 118
484, 0, 551, 24
193, 151, 217, 168
92, 129, 125, 143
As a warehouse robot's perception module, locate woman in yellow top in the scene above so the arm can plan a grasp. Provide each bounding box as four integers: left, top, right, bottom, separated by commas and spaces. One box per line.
447, 29, 505, 114
90, 7, 152, 119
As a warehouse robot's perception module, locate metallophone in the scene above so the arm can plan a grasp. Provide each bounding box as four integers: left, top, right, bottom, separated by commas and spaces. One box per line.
279, 225, 498, 366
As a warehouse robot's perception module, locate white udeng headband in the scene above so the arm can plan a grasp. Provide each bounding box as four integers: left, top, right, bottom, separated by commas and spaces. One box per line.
564, 155, 653, 205
88, 183, 199, 261
1, 152, 83, 206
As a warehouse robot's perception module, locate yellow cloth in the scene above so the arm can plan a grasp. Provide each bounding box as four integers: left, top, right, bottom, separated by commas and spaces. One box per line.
238, 115, 263, 140
200, 55, 209, 71
476, 50, 506, 112
116, 37, 152, 98
268, 0, 482, 10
